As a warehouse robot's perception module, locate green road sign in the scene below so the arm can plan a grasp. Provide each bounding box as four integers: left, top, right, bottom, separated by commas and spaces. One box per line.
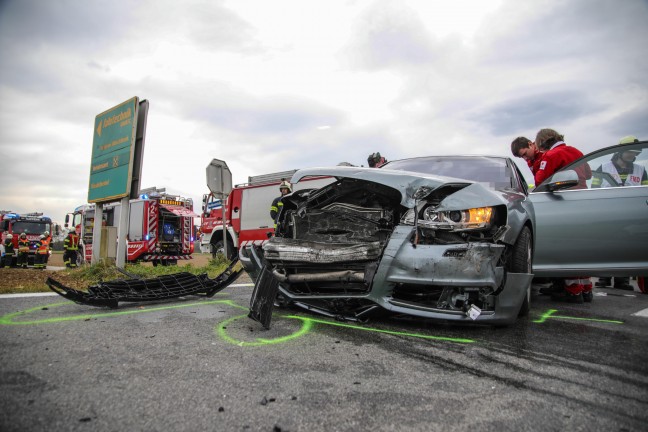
88, 97, 139, 203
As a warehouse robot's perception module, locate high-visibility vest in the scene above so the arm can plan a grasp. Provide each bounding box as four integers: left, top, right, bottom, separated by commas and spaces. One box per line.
37, 238, 50, 254
64, 234, 79, 251
18, 238, 30, 253
599, 162, 645, 187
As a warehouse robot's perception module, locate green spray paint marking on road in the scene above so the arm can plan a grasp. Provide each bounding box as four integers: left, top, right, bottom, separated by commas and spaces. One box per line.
0, 299, 246, 326
533, 309, 623, 324
216, 314, 314, 347
215, 313, 475, 347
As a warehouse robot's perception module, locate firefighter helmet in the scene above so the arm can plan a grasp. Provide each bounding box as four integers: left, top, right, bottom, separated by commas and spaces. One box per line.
613, 135, 641, 161
40, 235, 45, 239
20, 233, 26, 238
43, 231, 50, 236
279, 180, 292, 192
6, 234, 12, 240
619, 135, 639, 145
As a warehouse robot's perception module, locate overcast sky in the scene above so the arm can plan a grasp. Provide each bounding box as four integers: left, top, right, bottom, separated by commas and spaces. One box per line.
1, 0, 647, 225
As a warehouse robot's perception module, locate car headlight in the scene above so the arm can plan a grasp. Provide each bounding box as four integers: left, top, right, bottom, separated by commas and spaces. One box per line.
402, 206, 494, 231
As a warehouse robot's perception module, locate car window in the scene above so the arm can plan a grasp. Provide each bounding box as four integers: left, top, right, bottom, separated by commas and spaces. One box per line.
534, 141, 648, 192
384, 156, 517, 190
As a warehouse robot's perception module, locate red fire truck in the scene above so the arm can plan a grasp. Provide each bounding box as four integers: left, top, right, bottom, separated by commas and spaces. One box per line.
66, 188, 198, 265
0, 211, 55, 267
200, 170, 333, 260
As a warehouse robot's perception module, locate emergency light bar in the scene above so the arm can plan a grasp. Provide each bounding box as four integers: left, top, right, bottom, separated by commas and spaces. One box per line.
158, 199, 185, 206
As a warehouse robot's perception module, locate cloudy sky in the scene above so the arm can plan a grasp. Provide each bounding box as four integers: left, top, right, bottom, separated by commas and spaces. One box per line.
1, 0, 647, 225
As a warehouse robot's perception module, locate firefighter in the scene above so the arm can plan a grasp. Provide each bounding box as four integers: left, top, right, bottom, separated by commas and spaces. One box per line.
270, 180, 292, 229
367, 152, 387, 168
63, 231, 80, 268
41, 230, 52, 268
3, 234, 15, 268
593, 135, 646, 290
592, 136, 647, 188
534, 128, 593, 302
34, 235, 49, 270
17, 233, 30, 269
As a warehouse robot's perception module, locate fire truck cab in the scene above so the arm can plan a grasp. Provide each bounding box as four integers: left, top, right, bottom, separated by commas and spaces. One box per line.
0, 211, 55, 267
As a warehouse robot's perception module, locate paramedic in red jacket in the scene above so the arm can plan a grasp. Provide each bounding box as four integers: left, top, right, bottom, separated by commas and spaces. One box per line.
534, 128, 592, 303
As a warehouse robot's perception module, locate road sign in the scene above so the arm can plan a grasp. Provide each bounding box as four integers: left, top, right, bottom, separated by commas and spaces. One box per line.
88, 97, 139, 203
206, 159, 232, 199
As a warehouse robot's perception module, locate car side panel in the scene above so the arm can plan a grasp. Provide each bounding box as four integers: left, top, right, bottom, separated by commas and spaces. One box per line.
531, 186, 648, 276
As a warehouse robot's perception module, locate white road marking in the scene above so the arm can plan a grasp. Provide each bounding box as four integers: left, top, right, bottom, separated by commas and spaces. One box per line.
631, 308, 648, 318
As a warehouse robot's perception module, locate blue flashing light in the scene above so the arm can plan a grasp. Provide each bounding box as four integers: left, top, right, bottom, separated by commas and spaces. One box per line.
140, 194, 149, 199
145, 234, 150, 241
190, 236, 194, 242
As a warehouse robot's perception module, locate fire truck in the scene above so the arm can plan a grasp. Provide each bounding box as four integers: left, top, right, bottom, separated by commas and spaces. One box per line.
0, 211, 55, 267
66, 188, 198, 265
200, 169, 334, 260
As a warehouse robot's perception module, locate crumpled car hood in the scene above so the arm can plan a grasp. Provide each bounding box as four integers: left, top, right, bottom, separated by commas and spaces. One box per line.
292, 166, 505, 209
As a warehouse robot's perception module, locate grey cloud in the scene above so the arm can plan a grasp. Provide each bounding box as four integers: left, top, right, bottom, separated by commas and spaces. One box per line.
0, 0, 132, 50
193, 97, 345, 135
478, 0, 648, 80
344, 2, 445, 69
469, 91, 607, 136
608, 106, 648, 140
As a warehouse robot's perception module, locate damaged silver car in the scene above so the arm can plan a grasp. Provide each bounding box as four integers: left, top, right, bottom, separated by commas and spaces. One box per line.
242, 156, 535, 328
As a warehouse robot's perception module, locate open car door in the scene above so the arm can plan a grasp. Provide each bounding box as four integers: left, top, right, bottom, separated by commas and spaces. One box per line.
530, 140, 648, 277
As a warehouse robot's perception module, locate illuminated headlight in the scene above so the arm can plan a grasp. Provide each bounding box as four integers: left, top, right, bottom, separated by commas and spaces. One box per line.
402, 206, 494, 231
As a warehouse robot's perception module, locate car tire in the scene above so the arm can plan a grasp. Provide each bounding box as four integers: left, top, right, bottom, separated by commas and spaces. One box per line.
507, 226, 532, 317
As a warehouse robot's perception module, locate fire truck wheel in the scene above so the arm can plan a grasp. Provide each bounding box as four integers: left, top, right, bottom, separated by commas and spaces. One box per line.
212, 239, 236, 261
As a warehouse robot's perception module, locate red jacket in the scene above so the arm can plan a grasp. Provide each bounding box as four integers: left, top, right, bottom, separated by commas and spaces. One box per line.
527, 150, 545, 176
534, 143, 589, 186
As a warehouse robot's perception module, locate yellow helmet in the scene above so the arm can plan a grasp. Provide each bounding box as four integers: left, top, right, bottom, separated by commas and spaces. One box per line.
618, 135, 639, 145
279, 180, 292, 192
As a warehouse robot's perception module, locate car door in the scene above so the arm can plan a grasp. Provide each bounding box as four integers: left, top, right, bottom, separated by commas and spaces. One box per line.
530, 140, 648, 277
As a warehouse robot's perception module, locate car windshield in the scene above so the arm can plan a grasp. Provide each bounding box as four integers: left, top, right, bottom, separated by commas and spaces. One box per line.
383, 156, 514, 189
12, 221, 49, 235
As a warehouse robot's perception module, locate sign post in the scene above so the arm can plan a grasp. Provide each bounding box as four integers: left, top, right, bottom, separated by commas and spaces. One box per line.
88, 97, 148, 268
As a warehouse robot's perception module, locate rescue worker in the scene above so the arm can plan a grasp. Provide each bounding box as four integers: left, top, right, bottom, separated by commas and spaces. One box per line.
17, 233, 30, 269
3, 234, 15, 268
63, 231, 80, 268
534, 128, 593, 302
534, 128, 592, 188
511, 137, 545, 177
593, 135, 647, 290
592, 136, 647, 188
270, 180, 292, 229
367, 152, 387, 168
34, 234, 50, 270
41, 230, 52, 268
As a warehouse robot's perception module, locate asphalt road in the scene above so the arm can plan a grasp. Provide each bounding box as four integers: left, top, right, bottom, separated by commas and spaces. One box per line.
1, 275, 647, 432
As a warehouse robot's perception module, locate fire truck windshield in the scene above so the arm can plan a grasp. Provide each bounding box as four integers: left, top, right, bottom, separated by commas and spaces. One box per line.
12, 221, 49, 234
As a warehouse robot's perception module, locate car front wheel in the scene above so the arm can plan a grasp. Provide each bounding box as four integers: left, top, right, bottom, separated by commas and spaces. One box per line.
507, 226, 532, 316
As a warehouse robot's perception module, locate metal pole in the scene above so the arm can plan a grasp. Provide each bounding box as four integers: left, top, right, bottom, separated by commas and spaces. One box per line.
116, 196, 130, 268
222, 196, 227, 259
91, 204, 103, 264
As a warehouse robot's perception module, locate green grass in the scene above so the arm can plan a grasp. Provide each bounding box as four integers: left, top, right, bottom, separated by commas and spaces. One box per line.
0, 255, 236, 294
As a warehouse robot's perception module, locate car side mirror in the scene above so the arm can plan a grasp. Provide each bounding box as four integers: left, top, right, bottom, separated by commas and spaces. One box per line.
545, 170, 579, 192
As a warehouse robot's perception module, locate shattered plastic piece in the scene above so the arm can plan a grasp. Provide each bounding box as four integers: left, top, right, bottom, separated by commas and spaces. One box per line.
248, 265, 280, 329
46, 261, 242, 308
467, 304, 482, 320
